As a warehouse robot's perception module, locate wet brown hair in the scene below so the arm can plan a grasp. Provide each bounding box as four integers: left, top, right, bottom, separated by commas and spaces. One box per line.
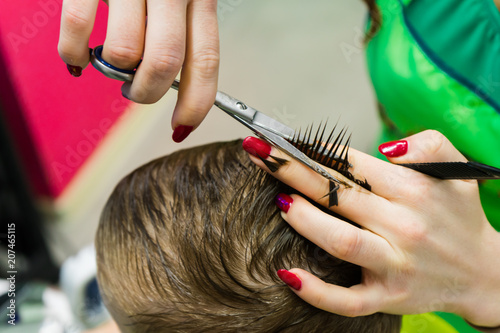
362, 0, 382, 41
96, 140, 400, 332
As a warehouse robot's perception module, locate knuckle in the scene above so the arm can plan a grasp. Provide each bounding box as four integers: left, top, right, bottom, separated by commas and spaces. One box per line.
330, 228, 361, 260
293, 203, 308, 221
149, 52, 184, 75
398, 219, 427, 244
182, 101, 211, 118
342, 296, 366, 317
125, 87, 154, 104
105, 44, 143, 68
312, 290, 330, 311
62, 6, 91, 32
190, 48, 220, 77
422, 129, 446, 155
197, 0, 218, 12
397, 175, 433, 203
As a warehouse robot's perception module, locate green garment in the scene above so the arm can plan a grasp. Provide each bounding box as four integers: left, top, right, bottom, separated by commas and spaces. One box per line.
365, 0, 500, 331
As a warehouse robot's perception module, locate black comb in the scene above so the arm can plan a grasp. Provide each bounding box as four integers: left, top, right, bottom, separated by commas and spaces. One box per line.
398, 161, 500, 179
288, 122, 371, 207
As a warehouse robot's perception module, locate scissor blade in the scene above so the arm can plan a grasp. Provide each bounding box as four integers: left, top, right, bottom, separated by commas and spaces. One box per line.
256, 127, 343, 186
171, 79, 294, 140
252, 112, 295, 141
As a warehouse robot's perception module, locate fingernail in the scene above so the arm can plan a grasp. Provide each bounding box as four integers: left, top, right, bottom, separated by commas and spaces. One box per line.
275, 193, 293, 213
242, 137, 271, 158
121, 83, 131, 100
67, 64, 82, 77
378, 140, 408, 157
277, 269, 302, 291
172, 125, 194, 143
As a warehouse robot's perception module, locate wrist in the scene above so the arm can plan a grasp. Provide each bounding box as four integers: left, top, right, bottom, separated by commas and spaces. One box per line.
461, 226, 500, 329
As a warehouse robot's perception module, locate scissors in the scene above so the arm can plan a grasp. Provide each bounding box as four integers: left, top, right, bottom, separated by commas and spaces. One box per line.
90, 45, 349, 205
90, 46, 500, 186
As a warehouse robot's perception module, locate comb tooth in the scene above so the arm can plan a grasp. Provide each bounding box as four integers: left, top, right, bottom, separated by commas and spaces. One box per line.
300, 124, 312, 154
298, 125, 309, 152
319, 122, 337, 165
344, 135, 352, 171
290, 128, 296, 144
326, 127, 346, 169
292, 127, 301, 146
292, 126, 300, 148
313, 120, 328, 158
310, 121, 323, 154
331, 129, 348, 170
338, 134, 351, 172
309, 122, 318, 153
305, 123, 313, 146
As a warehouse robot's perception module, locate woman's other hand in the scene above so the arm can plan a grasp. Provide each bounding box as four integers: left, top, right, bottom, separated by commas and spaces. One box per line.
58, 0, 219, 142
243, 130, 500, 329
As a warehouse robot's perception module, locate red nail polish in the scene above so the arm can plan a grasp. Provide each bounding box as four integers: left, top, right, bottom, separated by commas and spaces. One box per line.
378, 140, 408, 157
277, 269, 302, 290
275, 193, 293, 213
172, 125, 193, 143
242, 137, 271, 158
67, 64, 82, 77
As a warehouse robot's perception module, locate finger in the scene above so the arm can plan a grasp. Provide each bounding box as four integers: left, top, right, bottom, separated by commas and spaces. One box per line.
102, 0, 146, 70
171, 0, 219, 133
123, 0, 187, 103
282, 268, 383, 317
379, 130, 468, 163
59, 0, 99, 73
242, 137, 394, 231
280, 194, 393, 269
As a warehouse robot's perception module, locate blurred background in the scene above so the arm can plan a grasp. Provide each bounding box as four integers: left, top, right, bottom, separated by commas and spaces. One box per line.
0, 0, 377, 331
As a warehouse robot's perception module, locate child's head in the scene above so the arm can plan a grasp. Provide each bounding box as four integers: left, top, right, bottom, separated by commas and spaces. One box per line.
95, 140, 400, 332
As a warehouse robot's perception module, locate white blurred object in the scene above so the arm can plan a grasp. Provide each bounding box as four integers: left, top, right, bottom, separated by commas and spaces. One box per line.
40, 287, 82, 333
59, 245, 110, 330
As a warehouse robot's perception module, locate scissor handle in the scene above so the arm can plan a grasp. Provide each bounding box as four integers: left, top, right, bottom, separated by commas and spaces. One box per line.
90, 45, 136, 81
90, 45, 257, 123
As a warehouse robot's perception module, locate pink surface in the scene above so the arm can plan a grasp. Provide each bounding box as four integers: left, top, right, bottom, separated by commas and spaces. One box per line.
0, 0, 131, 198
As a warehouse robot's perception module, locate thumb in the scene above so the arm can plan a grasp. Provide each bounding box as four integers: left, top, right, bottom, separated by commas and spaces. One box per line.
378, 130, 467, 163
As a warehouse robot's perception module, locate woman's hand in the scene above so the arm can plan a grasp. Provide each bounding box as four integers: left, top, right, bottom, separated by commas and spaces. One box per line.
242, 130, 500, 329
58, 0, 219, 142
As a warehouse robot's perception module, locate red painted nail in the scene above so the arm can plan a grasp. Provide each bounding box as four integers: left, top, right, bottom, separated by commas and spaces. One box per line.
275, 193, 293, 213
378, 140, 408, 157
242, 137, 271, 158
67, 64, 82, 77
172, 125, 193, 143
277, 269, 302, 290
